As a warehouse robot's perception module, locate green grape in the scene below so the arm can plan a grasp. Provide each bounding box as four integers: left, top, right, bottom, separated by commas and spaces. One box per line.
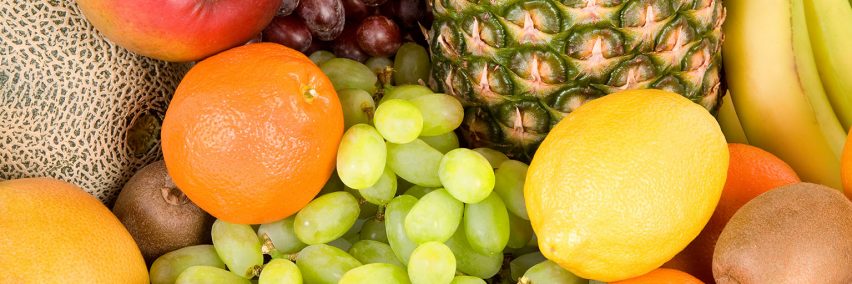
258, 217, 306, 254
407, 242, 456, 284
472, 148, 509, 169
211, 219, 264, 278
259, 259, 302, 284
345, 187, 381, 219
349, 240, 404, 267
174, 266, 251, 284
494, 159, 530, 220
329, 237, 354, 251
381, 84, 433, 104
397, 176, 415, 192
444, 228, 503, 279
320, 58, 378, 93
393, 42, 431, 85
360, 217, 389, 243
409, 94, 463, 136
309, 50, 336, 65
339, 89, 376, 129
520, 260, 586, 284
438, 148, 495, 204
339, 263, 411, 284
296, 244, 363, 284
359, 167, 398, 205
385, 195, 420, 263
366, 57, 394, 76
404, 189, 463, 244
150, 245, 226, 284
509, 252, 546, 281
343, 219, 367, 240
319, 170, 345, 195
295, 191, 360, 244
450, 276, 487, 284
374, 99, 423, 144
403, 185, 435, 199
419, 131, 459, 154
387, 139, 443, 187
360, 200, 380, 219
463, 192, 510, 254
506, 213, 534, 249
338, 124, 387, 189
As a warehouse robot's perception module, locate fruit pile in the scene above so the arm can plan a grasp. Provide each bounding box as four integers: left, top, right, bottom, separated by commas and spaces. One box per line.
3, 0, 852, 283
148, 43, 567, 283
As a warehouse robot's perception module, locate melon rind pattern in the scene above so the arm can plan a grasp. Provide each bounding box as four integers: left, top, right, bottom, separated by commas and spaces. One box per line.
1, 0, 189, 204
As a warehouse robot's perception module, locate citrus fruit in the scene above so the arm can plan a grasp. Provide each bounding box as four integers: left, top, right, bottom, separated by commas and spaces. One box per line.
0, 178, 147, 283
665, 143, 800, 282
611, 268, 704, 284
841, 132, 852, 199
161, 43, 344, 224
524, 89, 728, 282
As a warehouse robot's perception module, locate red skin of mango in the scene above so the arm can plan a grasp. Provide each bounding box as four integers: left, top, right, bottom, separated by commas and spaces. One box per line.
76, 0, 280, 62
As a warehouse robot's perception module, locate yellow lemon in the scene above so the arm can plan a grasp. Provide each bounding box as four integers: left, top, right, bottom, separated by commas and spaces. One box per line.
525, 89, 728, 282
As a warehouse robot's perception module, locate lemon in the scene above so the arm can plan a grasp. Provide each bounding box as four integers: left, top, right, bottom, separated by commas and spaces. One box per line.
525, 89, 728, 282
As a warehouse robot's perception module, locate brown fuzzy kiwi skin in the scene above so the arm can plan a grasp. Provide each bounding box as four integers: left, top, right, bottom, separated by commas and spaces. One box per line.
112, 161, 215, 264
712, 183, 852, 283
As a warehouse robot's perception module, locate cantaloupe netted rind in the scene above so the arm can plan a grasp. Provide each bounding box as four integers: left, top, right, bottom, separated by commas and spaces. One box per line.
0, 0, 189, 204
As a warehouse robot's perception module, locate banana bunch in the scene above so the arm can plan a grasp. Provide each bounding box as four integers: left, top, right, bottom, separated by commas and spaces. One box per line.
721, 0, 852, 189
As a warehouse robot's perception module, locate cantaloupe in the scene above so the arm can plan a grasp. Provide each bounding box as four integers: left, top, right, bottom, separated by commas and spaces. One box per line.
0, 0, 188, 204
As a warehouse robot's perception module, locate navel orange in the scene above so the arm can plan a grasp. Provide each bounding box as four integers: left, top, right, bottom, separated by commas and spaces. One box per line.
161, 43, 344, 224
0, 178, 147, 283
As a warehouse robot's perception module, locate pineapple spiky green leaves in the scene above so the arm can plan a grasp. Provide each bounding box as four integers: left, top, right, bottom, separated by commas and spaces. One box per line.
429, 0, 725, 160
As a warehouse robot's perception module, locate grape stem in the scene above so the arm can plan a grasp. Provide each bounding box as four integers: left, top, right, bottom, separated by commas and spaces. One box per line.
517, 276, 531, 284
375, 205, 386, 221
260, 233, 297, 261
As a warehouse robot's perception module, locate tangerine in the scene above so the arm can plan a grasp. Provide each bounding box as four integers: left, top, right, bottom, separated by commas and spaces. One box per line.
161, 43, 344, 224
665, 143, 800, 282
611, 268, 704, 284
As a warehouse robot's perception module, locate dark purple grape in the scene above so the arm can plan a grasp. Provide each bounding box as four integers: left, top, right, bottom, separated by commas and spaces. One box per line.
278, 0, 300, 16
297, 0, 346, 41
334, 24, 370, 62
360, 0, 389, 6
263, 15, 313, 52
342, 0, 370, 24
356, 15, 402, 57
396, 0, 426, 28
305, 40, 331, 55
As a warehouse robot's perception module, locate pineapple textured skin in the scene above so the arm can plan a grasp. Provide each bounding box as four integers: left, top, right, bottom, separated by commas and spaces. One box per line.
429, 0, 725, 160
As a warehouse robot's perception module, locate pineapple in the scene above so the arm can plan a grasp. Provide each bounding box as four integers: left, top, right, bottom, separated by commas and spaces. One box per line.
429, 0, 725, 160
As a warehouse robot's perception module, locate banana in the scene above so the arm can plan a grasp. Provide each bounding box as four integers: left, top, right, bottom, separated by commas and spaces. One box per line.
803, 0, 852, 130
716, 92, 749, 145
723, 0, 842, 188
792, 0, 847, 158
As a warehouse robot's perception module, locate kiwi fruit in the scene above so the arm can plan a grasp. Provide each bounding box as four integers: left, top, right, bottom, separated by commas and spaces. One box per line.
112, 160, 215, 264
712, 182, 852, 283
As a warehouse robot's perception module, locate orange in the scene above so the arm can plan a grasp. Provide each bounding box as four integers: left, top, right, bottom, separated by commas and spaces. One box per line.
841, 132, 852, 199
611, 268, 704, 284
665, 143, 800, 282
0, 178, 147, 283
525, 89, 729, 281
161, 43, 344, 224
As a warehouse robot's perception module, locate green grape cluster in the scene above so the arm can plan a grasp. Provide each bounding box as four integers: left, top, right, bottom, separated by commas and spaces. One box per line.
148, 48, 586, 284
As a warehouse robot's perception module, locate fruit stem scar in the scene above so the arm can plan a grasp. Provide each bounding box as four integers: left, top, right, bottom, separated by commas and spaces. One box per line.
302, 85, 318, 103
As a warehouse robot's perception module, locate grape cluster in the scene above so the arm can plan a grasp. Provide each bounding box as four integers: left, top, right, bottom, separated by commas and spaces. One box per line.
261, 0, 431, 61
147, 51, 585, 284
